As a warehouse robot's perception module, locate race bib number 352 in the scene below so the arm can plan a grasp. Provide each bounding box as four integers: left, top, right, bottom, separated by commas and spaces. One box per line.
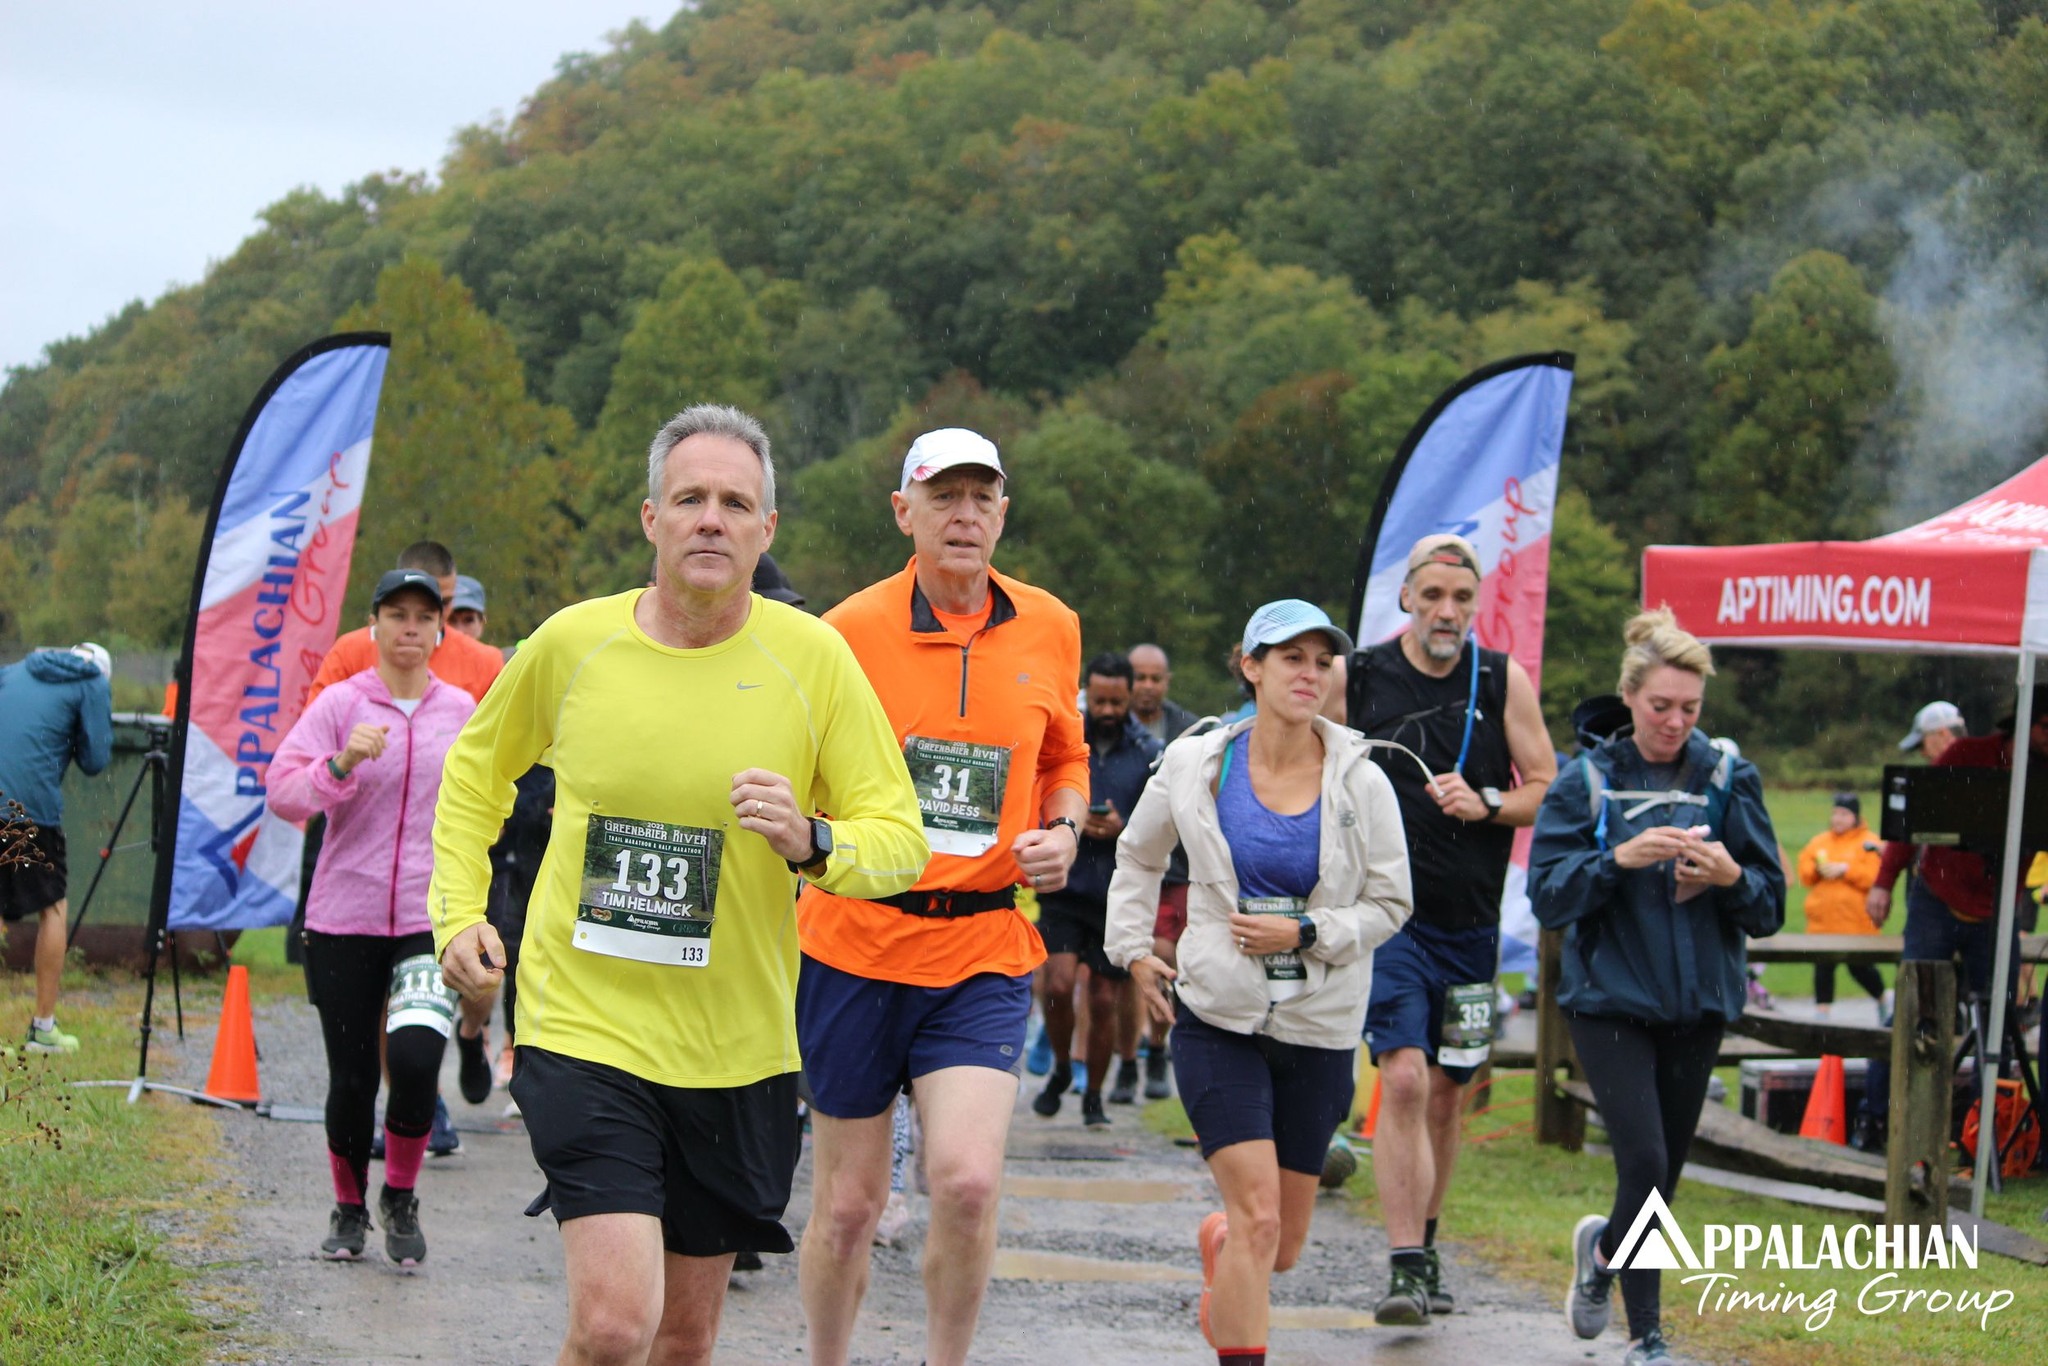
903, 735, 1010, 857
576, 815, 723, 967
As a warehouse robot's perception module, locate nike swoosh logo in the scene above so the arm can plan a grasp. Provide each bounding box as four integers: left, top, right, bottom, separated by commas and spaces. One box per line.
736, 682, 764, 690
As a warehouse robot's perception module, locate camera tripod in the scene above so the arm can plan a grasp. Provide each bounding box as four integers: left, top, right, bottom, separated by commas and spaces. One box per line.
67, 725, 242, 1109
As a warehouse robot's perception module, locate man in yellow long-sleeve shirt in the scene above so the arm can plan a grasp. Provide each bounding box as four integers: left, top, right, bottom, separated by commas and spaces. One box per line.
432, 404, 927, 1366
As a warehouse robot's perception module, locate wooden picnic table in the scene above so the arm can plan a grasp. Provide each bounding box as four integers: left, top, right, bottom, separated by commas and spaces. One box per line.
1744, 931, 2048, 969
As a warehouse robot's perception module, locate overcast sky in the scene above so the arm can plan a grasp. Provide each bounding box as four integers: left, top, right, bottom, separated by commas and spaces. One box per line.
0, 1, 670, 374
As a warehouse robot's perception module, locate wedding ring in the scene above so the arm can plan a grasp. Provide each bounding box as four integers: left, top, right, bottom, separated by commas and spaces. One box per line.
754, 800, 764, 817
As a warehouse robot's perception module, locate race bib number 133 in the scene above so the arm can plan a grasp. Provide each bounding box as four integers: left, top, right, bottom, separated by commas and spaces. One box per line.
576, 815, 723, 967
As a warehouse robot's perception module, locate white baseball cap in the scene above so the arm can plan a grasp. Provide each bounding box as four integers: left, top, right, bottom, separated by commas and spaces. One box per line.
900, 428, 1005, 492
1241, 600, 1355, 658
71, 641, 112, 679
1898, 700, 1964, 751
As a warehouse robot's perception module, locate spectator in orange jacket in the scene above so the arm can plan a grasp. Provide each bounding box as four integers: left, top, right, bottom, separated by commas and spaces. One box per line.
1797, 792, 1885, 1015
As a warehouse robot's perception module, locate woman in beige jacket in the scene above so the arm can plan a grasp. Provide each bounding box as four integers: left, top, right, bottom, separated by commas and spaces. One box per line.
1107, 600, 1412, 1366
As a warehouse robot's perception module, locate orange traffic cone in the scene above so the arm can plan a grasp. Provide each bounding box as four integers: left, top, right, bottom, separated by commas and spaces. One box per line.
204, 965, 261, 1105
1356, 1074, 1383, 1139
1798, 1054, 1847, 1145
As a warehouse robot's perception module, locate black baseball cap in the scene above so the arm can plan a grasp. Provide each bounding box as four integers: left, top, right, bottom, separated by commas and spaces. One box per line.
752, 552, 806, 607
372, 568, 444, 609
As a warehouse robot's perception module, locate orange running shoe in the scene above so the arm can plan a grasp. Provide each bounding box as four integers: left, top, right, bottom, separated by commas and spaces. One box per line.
1197, 1210, 1229, 1346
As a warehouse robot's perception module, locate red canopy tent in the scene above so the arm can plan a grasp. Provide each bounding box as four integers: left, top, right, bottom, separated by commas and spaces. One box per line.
1644, 454, 2048, 1215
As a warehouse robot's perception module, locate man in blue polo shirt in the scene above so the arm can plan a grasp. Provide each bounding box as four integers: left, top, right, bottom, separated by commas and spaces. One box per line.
1032, 651, 1164, 1126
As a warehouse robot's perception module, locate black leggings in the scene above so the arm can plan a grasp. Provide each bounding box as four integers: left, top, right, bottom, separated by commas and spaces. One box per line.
1813, 960, 1885, 1006
1567, 1012, 1724, 1342
304, 930, 448, 1191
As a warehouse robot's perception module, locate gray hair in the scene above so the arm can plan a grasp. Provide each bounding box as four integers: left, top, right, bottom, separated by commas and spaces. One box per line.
646, 405, 776, 520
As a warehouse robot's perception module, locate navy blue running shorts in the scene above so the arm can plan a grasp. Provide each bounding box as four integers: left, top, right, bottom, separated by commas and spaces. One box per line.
1170, 1001, 1355, 1175
1364, 920, 1500, 1085
796, 954, 1030, 1119
512, 1046, 801, 1257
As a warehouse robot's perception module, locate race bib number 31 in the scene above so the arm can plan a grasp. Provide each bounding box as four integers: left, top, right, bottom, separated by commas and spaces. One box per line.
576, 815, 723, 967
903, 735, 1010, 857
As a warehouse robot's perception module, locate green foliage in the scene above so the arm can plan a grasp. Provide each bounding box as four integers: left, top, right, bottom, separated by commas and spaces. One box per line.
3, 0, 2042, 762
1696, 251, 1894, 544
335, 259, 581, 639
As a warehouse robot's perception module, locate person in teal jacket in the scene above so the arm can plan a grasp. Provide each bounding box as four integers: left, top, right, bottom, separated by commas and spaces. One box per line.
1532, 608, 1783, 1366
0, 642, 113, 1053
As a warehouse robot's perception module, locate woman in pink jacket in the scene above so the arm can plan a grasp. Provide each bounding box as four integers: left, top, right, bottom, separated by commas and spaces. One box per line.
270, 569, 476, 1267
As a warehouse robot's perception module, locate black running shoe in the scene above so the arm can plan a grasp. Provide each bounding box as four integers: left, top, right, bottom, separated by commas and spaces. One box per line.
1082, 1092, 1112, 1128
321, 1203, 371, 1260
1032, 1064, 1071, 1117
1374, 1266, 1430, 1326
379, 1185, 427, 1267
1108, 1058, 1140, 1105
456, 1027, 492, 1105
1423, 1247, 1455, 1314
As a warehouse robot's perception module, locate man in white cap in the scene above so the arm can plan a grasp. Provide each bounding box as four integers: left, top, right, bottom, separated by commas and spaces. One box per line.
0, 641, 113, 1052
1352, 532, 1556, 1324
796, 427, 1088, 1366
1897, 700, 1964, 762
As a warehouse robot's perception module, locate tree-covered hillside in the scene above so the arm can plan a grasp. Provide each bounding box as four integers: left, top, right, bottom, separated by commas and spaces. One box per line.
5, 0, 2044, 755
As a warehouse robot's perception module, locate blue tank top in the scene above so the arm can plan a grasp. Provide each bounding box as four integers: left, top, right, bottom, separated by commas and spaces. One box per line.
1216, 731, 1321, 897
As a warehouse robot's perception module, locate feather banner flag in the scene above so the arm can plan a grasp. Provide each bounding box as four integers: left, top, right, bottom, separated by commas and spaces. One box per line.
1347, 353, 1575, 974
158, 334, 391, 931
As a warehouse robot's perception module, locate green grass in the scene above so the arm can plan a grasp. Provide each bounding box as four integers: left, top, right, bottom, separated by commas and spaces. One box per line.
225, 926, 301, 1004
0, 966, 231, 1364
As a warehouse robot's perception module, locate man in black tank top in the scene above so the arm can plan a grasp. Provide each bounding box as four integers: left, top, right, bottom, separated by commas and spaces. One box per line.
1352, 534, 1557, 1325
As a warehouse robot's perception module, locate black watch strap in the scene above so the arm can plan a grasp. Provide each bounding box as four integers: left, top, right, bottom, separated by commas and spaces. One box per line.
1046, 816, 1080, 839
788, 817, 833, 874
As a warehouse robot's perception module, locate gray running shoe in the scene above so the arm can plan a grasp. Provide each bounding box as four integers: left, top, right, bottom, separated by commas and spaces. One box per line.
1108, 1057, 1140, 1104
1567, 1214, 1615, 1339
379, 1186, 427, 1267
321, 1203, 371, 1260
1373, 1265, 1431, 1326
1623, 1327, 1672, 1363
1143, 1047, 1171, 1100
1422, 1246, 1455, 1314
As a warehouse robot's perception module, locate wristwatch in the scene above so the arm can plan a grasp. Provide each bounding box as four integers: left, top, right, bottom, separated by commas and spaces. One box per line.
1479, 786, 1504, 822
787, 818, 833, 874
1045, 816, 1080, 841
1296, 914, 1318, 951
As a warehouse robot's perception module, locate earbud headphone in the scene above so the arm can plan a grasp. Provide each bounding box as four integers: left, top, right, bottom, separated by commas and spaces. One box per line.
369, 623, 377, 643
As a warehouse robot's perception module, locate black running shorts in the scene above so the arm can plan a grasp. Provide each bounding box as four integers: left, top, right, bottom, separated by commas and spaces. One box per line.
511, 1046, 801, 1257
0, 825, 66, 923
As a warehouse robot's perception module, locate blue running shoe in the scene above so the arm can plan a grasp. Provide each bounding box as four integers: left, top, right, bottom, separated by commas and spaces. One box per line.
1025, 1021, 1053, 1077
1070, 1061, 1088, 1095
428, 1094, 461, 1156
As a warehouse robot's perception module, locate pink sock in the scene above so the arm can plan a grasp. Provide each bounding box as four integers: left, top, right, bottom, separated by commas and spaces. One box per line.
329, 1150, 364, 1206
383, 1127, 428, 1191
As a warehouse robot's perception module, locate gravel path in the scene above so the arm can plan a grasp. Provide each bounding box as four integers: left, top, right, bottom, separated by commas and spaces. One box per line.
160, 990, 1605, 1364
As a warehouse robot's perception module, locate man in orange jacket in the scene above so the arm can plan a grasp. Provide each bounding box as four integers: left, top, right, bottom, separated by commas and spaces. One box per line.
1795, 792, 1885, 1016
796, 428, 1088, 1366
